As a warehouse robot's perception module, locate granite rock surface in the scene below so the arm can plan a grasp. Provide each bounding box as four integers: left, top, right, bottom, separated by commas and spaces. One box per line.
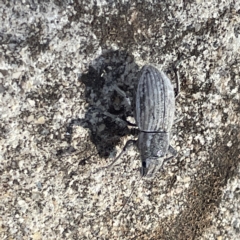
0, 1, 240, 239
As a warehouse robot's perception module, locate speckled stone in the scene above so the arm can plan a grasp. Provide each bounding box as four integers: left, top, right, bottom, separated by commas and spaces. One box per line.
0, 1, 240, 240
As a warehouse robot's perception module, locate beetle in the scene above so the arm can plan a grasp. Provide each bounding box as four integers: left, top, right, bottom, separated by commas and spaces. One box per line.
135, 65, 179, 177
102, 64, 179, 178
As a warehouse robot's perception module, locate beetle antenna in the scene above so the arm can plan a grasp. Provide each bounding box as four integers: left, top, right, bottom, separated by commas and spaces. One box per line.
114, 174, 144, 216
172, 65, 180, 98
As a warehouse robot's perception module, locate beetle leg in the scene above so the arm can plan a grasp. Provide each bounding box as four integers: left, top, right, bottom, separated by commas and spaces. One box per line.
93, 107, 137, 130
90, 107, 129, 129
100, 139, 137, 171
162, 145, 177, 163
162, 145, 178, 168
173, 66, 180, 98
112, 84, 131, 108
103, 111, 137, 130
112, 84, 129, 100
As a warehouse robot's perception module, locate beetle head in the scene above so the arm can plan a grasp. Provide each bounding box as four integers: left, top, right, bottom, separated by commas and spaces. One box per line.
137, 132, 169, 178
140, 157, 164, 177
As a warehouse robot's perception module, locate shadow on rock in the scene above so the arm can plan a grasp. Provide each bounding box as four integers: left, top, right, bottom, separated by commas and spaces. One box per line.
59, 50, 140, 158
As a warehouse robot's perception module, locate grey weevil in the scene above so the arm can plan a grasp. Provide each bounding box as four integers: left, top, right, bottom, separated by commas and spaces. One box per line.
104, 64, 180, 178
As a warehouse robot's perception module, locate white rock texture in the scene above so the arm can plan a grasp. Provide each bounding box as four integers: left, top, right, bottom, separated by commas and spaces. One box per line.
0, 1, 240, 239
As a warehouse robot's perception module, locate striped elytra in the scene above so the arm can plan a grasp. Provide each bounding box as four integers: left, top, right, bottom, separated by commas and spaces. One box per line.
135, 65, 175, 132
